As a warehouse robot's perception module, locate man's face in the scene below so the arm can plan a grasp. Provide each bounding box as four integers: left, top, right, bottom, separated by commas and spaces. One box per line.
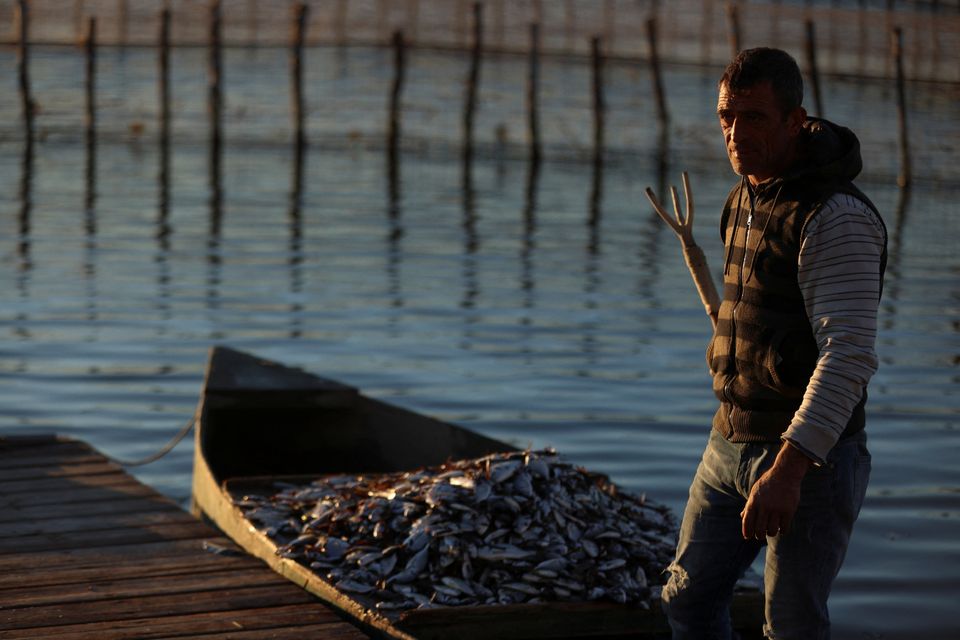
717, 81, 804, 185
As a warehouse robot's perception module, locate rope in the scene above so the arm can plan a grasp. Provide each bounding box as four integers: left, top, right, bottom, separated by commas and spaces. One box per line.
106, 412, 197, 468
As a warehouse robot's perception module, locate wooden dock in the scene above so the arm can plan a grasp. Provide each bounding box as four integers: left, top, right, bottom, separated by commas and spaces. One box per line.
0, 435, 371, 639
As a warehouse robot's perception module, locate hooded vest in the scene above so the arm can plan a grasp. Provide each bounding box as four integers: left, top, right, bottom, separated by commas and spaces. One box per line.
707, 119, 887, 443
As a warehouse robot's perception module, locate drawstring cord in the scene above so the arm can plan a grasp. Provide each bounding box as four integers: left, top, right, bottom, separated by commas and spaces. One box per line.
744, 184, 783, 284
723, 177, 746, 277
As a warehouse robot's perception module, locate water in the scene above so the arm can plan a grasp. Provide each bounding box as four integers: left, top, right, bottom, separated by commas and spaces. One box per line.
1, 44, 958, 639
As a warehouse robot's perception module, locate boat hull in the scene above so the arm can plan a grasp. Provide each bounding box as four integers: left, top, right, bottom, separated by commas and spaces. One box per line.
190, 346, 763, 639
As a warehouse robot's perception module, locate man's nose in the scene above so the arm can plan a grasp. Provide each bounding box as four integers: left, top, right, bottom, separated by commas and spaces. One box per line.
729, 117, 746, 143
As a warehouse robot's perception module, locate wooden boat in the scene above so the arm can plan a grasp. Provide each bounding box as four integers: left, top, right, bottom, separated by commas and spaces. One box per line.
191, 346, 763, 639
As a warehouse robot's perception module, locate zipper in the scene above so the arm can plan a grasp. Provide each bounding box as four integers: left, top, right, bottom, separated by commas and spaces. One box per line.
722, 201, 754, 413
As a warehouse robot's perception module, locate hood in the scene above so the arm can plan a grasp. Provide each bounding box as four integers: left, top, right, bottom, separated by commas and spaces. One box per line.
725, 117, 866, 282
787, 117, 864, 185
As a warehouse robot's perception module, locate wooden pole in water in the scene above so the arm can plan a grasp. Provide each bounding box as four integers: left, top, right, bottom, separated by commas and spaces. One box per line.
857, 0, 867, 77
591, 35, 605, 168
463, 2, 483, 159
891, 26, 911, 188
771, 0, 781, 45
725, 0, 741, 59
158, 6, 171, 234
208, 0, 223, 193
84, 16, 97, 235
16, 0, 33, 139
334, 0, 347, 46
931, 0, 941, 80
388, 30, 406, 162
700, 0, 714, 66
527, 22, 541, 165
804, 19, 824, 117
85, 17, 97, 153
117, 0, 128, 47
884, 0, 894, 80
159, 7, 171, 164
291, 3, 309, 155
646, 17, 669, 128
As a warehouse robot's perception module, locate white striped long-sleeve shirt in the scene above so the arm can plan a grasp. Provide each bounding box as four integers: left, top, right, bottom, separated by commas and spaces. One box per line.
782, 192, 886, 464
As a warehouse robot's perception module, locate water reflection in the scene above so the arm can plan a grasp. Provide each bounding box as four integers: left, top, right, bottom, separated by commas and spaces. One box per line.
635, 129, 669, 315
17, 138, 33, 272
84, 117, 98, 327
207, 137, 224, 324
461, 153, 479, 311
288, 142, 306, 339
386, 142, 405, 316
207, 0, 224, 322
155, 87, 173, 332
583, 157, 604, 364
460, 152, 480, 350
521, 159, 541, 325
15, 138, 33, 345
880, 185, 911, 333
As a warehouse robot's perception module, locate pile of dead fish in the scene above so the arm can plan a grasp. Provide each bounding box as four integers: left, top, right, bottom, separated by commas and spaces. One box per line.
235, 449, 677, 611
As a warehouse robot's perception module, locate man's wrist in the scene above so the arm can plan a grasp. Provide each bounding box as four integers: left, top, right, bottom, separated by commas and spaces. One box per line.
773, 440, 814, 481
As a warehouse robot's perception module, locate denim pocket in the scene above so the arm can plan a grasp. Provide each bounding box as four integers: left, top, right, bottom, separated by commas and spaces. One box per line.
832, 436, 871, 526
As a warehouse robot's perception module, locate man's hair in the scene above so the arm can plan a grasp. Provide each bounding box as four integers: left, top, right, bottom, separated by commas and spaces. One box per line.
719, 48, 804, 115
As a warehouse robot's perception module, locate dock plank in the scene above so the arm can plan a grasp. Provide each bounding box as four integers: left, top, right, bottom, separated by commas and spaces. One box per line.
1, 567, 303, 609
0, 584, 318, 630
4, 605, 360, 640
0, 478, 157, 507
0, 436, 369, 639
0, 460, 124, 483
0, 519, 213, 554
0, 548, 251, 589
0, 505, 206, 538
0, 493, 176, 525
0, 537, 237, 573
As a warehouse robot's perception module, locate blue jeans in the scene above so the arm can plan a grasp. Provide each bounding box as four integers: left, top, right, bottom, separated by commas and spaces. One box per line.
661, 428, 870, 640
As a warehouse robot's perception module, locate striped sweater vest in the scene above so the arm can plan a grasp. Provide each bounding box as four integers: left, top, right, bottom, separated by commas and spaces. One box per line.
708, 177, 885, 442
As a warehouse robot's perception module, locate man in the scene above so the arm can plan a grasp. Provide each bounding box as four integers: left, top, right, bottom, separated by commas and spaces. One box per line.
661, 48, 886, 639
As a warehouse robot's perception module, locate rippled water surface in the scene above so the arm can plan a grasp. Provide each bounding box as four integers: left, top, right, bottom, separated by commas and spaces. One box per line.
1, 43, 958, 639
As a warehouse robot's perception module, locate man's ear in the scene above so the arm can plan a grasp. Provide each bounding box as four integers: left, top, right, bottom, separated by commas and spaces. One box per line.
787, 106, 807, 136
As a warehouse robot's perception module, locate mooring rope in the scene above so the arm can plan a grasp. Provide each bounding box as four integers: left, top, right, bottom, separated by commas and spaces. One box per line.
105, 412, 197, 468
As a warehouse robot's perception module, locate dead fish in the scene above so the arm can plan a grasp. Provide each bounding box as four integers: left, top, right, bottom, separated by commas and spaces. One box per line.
473, 481, 492, 502
512, 471, 535, 498
441, 576, 476, 596
337, 579, 376, 594
581, 538, 600, 558
555, 578, 585, 592
598, 558, 627, 571
524, 454, 551, 479
502, 582, 540, 596
534, 558, 568, 572
433, 584, 462, 598
489, 460, 521, 484
239, 447, 676, 612
476, 544, 536, 562
387, 546, 430, 584
322, 537, 350, 560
